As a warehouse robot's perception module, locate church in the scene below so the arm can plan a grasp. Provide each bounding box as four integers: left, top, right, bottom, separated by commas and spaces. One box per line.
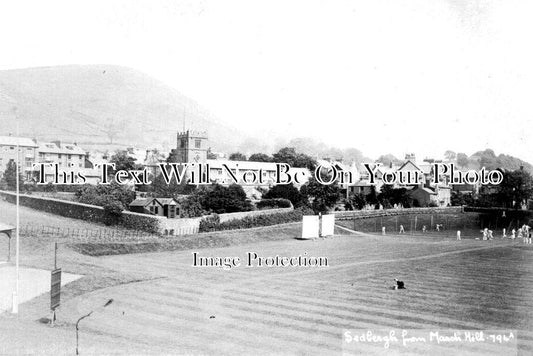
168, 130, 312, 199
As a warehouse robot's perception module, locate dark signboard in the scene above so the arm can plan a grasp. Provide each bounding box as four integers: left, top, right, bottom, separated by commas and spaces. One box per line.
50, 268, 62, 310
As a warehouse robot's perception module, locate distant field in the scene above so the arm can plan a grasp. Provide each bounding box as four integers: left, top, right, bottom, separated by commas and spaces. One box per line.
336, 212, 521, 239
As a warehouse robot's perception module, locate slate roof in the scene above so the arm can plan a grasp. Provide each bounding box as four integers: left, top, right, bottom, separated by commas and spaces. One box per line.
0, 136, 37, 147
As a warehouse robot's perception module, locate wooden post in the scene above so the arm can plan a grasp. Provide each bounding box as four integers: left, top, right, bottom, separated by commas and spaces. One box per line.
7, 234, 11, 262
54, 242, 58, 269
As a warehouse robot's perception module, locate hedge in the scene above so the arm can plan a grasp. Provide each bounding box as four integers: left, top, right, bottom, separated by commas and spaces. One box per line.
334, 206, 464, 220
256, 198, 292, 210
0, 191, 160, 234
199, 207, 314, 232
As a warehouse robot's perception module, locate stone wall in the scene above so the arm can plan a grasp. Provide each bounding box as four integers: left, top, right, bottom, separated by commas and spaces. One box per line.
0, 190, 295, 236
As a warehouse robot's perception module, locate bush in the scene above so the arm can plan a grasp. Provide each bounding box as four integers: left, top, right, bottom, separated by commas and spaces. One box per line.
103, 200, 124, 225
199, 184, 252, 214
199, 207, 313, 232
120, 211, 160, 233
179, 194, 206, 217
198, 214, 221, 232
256, 198, 292, 210
76, 182, 135, 208
263, 184, 303, 207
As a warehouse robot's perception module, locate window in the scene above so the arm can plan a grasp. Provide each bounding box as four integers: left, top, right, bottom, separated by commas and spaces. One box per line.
180, 139, 186, 148
58, 154, 62, 158
79, 155, 83, 159
195, 139, 201, 148
68, 154, 72, 159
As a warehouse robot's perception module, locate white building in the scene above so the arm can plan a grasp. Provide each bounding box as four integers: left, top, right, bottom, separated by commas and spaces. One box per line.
37, 141, 87, 169
0, 135, 38, 180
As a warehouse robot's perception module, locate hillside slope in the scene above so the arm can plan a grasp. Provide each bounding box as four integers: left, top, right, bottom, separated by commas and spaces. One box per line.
0, 65, 239, 152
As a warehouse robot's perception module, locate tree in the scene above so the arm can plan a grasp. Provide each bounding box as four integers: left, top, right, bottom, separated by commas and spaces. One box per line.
102, 199, 124, 225
110, 150, 139, 172
444, 150, 456, 162
476, 149, 499, 170
75, 182, 136, 208
377, 185, 411, 208
272, 147, 316, 171
376, 154, 401, 166
450, 191, 474, 206
145, 171, 195, 198
301, 175, 340, 213
229, 152, 247, 161
248, 153, 272, 162
347, 192, 366, 210
366, 186, 379, 206
263, 184, 303, 207
199, 184, 252, 214
456, 153, 469, 168
2, 160, 22, 190
494, 169, 533, 209
207, 148, 218, 160
179, 194, 206, 217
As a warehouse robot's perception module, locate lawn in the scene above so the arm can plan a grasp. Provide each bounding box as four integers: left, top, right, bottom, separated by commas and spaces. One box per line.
1, 199, 532, 355
2, 232, 532, 355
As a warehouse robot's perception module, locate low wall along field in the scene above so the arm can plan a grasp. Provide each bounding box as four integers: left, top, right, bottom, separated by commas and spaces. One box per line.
3, 190, 529, 238
217, 207, 293, 223
0, 190, 161, 234
0, 191, 296, 236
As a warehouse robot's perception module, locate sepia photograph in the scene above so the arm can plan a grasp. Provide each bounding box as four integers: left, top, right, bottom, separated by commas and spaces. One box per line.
0, 1, 532, 355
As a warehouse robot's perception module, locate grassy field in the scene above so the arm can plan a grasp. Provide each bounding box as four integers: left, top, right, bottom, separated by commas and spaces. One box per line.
1, 199, 533, 355
2, 235, 532, 354
335, 212, 529, 240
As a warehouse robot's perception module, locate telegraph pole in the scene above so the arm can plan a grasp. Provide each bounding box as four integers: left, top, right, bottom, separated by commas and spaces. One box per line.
12, 107, 20, 314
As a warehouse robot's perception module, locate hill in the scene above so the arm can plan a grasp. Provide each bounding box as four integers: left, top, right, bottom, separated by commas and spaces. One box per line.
0, 65, 531, 172
0, 65, 241, 153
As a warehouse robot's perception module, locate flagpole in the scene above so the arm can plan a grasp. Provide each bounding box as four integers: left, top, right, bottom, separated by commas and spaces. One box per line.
12, 108, 20, 314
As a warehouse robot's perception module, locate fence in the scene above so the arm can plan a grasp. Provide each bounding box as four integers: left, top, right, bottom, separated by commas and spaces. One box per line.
18, 224, 159, 242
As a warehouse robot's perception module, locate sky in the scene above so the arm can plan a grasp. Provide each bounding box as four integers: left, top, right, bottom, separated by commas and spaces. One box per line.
0, 0, 532, 162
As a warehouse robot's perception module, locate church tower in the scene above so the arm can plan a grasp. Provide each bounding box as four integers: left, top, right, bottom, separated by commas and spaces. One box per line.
170, 130, 208, 163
